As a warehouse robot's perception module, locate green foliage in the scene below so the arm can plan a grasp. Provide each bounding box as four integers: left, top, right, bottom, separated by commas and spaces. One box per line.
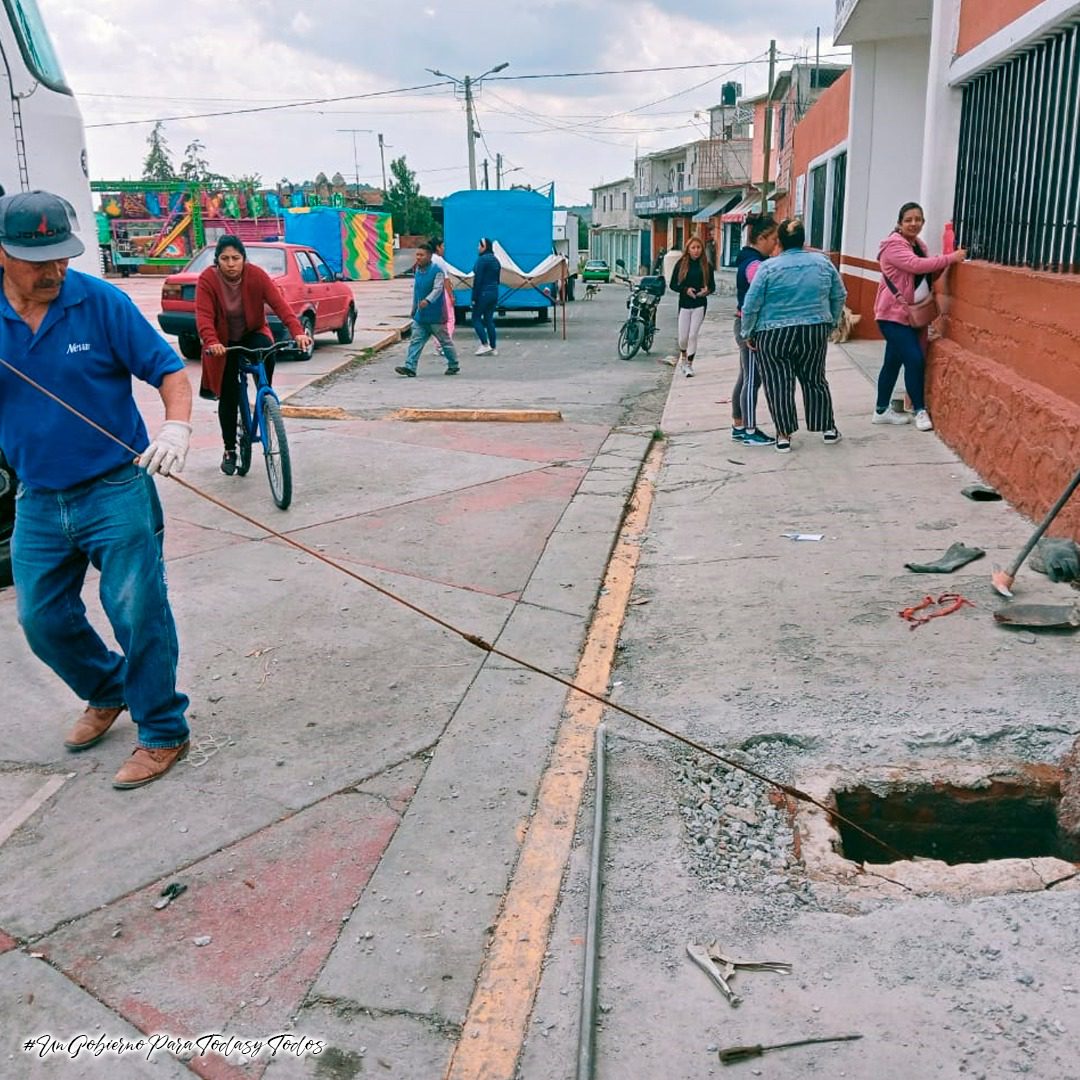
142, 122, 176, 181
384, 156, 436, 236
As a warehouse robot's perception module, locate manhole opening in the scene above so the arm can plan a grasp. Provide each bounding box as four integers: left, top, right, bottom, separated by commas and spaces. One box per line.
835, 780, 1064, 866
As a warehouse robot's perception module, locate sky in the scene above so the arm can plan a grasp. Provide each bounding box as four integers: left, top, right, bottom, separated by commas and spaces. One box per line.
44, 0, 847, 205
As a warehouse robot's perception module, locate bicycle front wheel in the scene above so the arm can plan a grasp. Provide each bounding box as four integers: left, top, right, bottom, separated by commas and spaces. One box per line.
260, 396, 292, 510
617, 319, 643, 360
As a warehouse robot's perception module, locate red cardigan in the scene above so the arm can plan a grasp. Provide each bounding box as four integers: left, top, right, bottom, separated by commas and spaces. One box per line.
194, 264, 304, 396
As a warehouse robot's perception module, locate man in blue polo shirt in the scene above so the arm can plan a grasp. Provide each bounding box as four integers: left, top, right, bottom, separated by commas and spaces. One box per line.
0, 190, 192, 789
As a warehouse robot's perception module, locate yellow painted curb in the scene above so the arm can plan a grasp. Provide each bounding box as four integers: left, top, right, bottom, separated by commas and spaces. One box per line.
444, 439, 663, 1080
389, 408, 563, 423
278, 406, 352, 420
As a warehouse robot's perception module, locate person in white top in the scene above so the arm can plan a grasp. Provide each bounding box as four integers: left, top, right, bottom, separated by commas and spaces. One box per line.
430, 238, 456, 357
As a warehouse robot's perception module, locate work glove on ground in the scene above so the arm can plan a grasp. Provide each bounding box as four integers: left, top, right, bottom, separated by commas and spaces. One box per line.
905, 541, 985, 574
138, 420, 192, 477
1030, 538, 1080, 583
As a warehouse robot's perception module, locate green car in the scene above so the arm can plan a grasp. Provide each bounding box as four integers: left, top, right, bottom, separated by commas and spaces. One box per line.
582, 259, 611, 283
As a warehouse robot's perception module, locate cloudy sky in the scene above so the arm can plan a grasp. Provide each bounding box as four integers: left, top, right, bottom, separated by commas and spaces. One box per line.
45, 0, 846, 205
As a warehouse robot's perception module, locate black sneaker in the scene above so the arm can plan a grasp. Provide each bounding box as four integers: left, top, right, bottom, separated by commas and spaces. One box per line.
741, 429, 775, 446
775, 437, 792, 454
731, 426, 746, 441
823, 428, 842, 443
220, 451, 237, 476
394, 366, 416, 378
445, 366, 460, 375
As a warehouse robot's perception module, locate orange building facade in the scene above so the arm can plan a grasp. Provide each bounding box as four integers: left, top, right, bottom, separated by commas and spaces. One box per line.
829, 0, 1080, 535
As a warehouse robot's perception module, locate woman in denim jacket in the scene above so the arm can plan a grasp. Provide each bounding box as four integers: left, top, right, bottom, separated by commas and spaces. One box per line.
740, 218, 846, 454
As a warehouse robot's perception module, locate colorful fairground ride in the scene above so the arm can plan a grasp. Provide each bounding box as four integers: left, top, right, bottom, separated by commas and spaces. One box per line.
92, 180, 316, 275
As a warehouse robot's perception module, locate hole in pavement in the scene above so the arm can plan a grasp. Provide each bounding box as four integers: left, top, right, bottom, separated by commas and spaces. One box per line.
835, 779, 1065, 866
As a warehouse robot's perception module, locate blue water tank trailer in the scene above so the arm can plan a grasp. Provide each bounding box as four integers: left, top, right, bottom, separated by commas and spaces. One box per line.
443, 188, 556, 322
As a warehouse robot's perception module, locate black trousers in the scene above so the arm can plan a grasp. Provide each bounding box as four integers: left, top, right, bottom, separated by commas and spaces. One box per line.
219, 331, 274, 451
755, 323, 835, 435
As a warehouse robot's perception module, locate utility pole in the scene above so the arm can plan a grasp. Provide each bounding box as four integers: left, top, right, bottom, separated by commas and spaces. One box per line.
464, 75, 478, 189
496, 152, 502, 190
337, 128, 372, 195
815, 27, 821, 91
483, 158, 490, 190
428, 63, 508, 191
378, 133, 388, 193
760, 39, 776, 214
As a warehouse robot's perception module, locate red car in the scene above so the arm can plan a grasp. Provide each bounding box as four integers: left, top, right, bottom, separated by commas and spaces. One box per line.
158, 241, 357, 361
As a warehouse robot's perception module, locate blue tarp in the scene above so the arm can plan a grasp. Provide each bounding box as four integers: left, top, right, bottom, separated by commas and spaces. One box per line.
283, 206, 344, 274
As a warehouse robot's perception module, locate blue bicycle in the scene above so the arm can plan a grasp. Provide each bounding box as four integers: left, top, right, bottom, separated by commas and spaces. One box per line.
229, 341, 293, 510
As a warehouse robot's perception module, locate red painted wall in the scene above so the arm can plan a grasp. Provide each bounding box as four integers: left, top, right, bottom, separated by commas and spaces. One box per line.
929, 263, 1080, 538
779, 71, 852, 225
956, 0, 1045, 55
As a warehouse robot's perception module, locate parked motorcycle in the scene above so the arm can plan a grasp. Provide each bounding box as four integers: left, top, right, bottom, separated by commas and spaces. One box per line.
614, 259, 665, 360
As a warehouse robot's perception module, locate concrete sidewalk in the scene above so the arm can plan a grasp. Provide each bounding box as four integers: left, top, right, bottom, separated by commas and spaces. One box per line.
519, 299, 1080, 1080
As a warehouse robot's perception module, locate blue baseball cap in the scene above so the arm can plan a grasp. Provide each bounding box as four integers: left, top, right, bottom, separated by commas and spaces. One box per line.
0, 190, 85, 261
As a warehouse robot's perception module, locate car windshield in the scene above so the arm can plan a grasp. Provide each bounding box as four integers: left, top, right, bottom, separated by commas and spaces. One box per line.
587, 261, 606, 267
184, 246, 287, 277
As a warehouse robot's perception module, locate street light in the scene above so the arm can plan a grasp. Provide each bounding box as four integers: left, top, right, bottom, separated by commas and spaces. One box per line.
427, 62, 509, 190
337, 128, 372, 195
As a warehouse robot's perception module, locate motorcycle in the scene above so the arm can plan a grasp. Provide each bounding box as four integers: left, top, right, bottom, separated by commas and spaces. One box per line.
614, 259, 665, 360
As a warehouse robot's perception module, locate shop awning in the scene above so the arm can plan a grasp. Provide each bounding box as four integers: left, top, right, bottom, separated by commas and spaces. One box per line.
691, 193, 740, 223
721, 193, 772, 223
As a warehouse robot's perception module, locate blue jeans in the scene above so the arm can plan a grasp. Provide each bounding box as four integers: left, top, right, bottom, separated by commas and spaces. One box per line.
404, 320, 458, 372
876, 320, 927, 412
473, 299, 497, 348
12, 463, 189, 748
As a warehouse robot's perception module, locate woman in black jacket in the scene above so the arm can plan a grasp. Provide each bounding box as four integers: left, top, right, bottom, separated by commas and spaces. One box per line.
668, 236, 714, 377
471, 238, 501, 356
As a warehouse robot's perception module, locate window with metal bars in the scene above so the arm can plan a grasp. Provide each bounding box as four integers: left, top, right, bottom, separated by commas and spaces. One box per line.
953, 20, 1080, 272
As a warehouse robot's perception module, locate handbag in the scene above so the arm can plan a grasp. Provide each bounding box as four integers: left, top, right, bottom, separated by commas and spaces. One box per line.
882, 271, 939, 328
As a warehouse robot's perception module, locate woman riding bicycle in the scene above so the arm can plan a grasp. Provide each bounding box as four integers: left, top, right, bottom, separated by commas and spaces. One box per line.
195, 236, 311, 475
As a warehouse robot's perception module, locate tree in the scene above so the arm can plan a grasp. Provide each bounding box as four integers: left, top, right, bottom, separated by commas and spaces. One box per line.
142, 122, 176, 181
179, 140, 211, 183
383, 156, 436, 236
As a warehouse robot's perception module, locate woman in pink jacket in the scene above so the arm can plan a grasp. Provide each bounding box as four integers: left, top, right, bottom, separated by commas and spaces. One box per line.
872, 202, 965, 431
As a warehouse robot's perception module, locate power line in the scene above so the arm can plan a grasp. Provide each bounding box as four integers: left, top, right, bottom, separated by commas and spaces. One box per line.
486, 57, 778, 81
84, 82, 446, 129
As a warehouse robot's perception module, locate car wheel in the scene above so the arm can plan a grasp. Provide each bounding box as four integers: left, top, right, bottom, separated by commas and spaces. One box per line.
336, 305, 356, 345
177, 332, 202, 361
299, 313, 316, 360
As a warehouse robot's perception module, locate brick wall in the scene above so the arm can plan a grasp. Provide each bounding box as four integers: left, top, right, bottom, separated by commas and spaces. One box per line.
929, 262, 1080, 538
956, 0, 1045, 55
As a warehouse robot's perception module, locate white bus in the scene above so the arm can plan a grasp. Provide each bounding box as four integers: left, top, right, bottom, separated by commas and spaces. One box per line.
1, 0, 96, 273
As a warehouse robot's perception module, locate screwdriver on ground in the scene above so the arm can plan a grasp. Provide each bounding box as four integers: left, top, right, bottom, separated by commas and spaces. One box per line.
719, 1033, 863, 1065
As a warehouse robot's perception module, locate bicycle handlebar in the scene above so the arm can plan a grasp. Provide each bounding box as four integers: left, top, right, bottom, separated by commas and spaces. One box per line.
225, 340, 300, 359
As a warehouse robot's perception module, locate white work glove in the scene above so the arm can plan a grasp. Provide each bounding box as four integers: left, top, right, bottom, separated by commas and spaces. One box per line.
138, 420, 192, 477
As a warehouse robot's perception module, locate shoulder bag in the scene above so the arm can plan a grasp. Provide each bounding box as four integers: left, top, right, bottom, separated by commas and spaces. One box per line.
882, 271, 939, 328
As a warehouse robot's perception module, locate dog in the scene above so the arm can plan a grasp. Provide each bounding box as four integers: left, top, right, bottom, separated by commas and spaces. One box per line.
584, 282, 601, 300
830, 306, 862, 343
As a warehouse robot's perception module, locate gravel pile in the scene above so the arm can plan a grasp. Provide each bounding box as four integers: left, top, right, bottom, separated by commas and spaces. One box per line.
676, 742, 802, 893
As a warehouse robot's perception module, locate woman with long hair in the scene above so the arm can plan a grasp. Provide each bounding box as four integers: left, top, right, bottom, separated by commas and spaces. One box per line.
739, 218, 846, 454
732, 213, 778, 445
873, 202, 966, 431
668, 235, 714, 377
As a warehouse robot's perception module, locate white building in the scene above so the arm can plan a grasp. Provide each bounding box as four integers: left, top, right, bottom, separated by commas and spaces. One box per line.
589, 178, 648, 274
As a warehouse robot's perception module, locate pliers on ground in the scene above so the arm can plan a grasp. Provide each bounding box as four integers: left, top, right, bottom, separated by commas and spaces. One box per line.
686, 940, 792, 1008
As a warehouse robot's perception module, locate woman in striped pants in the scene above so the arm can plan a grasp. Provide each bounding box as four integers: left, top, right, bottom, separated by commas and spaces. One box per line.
739, 219, 847, 453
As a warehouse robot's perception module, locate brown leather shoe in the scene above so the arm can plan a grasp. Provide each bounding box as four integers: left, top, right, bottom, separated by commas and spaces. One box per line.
112, 742, 189, 790
64, 705, 127, 751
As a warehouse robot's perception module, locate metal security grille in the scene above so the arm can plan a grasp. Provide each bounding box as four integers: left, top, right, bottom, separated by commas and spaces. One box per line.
953, 20, 1080, 271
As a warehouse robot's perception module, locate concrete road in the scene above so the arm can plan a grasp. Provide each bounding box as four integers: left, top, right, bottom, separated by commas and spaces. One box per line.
0, 279, 678, 1079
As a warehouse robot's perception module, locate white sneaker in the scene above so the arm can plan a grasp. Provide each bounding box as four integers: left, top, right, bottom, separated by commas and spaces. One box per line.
914, 409, 934, 431
684, 364, 694, 378
489, 348, 498, 356
475, 345, 492, 356
872, 409, 911, 425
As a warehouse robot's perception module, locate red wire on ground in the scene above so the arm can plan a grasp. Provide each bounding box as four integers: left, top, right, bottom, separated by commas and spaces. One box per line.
899, 592, 974, 630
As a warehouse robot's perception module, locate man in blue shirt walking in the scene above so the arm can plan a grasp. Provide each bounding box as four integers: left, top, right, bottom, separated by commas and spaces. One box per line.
395, 242, 459, 377
0, 190, 192, 789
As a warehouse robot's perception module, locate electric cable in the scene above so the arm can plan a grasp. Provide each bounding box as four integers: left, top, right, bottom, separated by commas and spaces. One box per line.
0, 356, 904, 862
85, 81, 447, 129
